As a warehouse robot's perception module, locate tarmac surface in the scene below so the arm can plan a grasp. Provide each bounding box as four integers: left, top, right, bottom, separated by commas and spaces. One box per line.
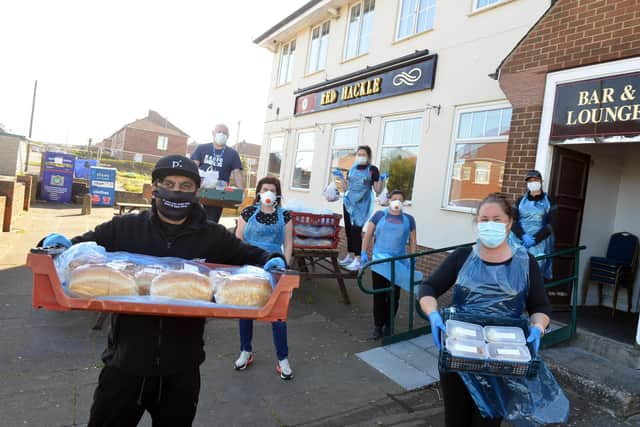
0, 203, 636, 426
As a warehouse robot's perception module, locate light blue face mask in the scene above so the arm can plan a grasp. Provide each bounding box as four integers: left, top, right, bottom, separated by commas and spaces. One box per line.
477, 221, 507, 248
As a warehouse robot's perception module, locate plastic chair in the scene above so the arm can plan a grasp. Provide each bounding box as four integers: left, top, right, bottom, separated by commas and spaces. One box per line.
589, 232, 639, 317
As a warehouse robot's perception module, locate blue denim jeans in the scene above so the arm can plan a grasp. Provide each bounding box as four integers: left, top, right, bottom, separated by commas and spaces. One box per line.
239, 319, 288, 361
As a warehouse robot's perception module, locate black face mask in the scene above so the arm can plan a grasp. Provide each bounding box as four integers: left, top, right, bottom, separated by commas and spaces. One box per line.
153, 187, 197, 221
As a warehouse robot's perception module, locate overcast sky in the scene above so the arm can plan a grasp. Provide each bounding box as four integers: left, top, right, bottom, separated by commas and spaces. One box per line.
0, 0, 306, 147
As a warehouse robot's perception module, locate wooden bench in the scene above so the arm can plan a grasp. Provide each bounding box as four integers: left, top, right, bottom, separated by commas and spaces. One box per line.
115, 202, 152, 215
292, 248, 357, 305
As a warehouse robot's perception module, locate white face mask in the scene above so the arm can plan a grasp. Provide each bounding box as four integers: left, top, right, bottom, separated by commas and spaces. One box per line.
389, 200, 403, 212
260, 190, 276, 206
355, 155, 368, 166
527, 181, 542, 192
214, 132, 228, 145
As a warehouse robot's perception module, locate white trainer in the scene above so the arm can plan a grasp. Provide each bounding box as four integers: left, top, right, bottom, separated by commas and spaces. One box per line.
344, 258, 361, 271
276, 358, 294, 380
234, 351, 254, 370
338, 254, 353, 266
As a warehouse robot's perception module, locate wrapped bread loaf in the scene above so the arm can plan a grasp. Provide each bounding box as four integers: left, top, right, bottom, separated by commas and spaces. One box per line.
134, 267, 164, 296
69, 265, 137, 297
150, 271, 213, 301
215, 274, 272, 307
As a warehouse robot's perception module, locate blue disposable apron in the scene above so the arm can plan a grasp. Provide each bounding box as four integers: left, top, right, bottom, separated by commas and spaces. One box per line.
451, 245, 569, 426
510, 193, 554, 279
343, 164, 374, 227
371, 210, 423, 291
243, 206, 285, 255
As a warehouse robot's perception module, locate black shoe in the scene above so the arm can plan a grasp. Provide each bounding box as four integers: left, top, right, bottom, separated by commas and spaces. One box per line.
370, 326, 383, 340
382, 325, 391, 337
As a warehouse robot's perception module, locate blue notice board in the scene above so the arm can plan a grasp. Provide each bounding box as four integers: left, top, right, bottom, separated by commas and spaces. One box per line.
41, 151, 76, 203
89, 167, 117, 206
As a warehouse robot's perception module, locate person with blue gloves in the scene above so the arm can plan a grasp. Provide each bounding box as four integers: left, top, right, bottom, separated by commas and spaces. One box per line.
234, 176, 294, 380
361, 190, 420, 340
418, 193, 568, 427
41, 154, 285, 427
334, 145, 385, 271
510, 169, 557, 280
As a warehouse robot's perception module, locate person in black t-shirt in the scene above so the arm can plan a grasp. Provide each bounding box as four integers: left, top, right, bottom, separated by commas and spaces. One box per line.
418, 193, 554, 427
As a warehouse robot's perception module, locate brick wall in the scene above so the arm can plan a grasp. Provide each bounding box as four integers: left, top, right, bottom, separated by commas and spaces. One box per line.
0, 180, 26, 232
0, 196, 5, 231
123, 128, 188, 160
498, 0, 640, 199
16, 175, 32, 211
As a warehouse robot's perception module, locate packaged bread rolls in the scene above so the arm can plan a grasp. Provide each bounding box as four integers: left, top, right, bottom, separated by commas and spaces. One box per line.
214, 273, 273, 307
134, 267, 164, 296
69, 265, 137, 298
150, 271, 213, 301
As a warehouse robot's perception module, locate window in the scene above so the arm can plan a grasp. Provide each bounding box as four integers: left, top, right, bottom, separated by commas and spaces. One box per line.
446, 105, 512, 210
156, 135, 168, 151
267, 135, 284, 178
329, 126, 359, 192
307, 21, 330, 73
277, 40, 296, 85
292, 131, 315, 189
344, 0, 375, 60
474, 0, 505, 11
396, 0, 436, 40
380, 116, 423, 200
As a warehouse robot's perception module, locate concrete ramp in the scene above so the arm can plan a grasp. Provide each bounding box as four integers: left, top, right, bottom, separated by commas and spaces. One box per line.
356, 334, 440, 390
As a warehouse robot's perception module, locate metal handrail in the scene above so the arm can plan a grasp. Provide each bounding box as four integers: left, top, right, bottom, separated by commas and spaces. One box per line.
357, 242, 474, 343
357, 242, 586, 347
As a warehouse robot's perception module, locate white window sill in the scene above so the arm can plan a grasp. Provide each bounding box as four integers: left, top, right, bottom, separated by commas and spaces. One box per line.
341, 52, 369, 64
440, 205, 477, 215
393, 28, 434, 45
289, 187, 311, 193
468, 0, 517, 17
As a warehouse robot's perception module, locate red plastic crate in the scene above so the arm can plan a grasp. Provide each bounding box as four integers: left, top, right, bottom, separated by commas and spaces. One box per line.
27, 253, 299, 322
291, 212, 341, 250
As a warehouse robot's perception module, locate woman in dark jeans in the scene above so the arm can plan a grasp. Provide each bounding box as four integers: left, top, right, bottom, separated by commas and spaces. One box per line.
333, 145, 385, 271
418, 193, 568, 427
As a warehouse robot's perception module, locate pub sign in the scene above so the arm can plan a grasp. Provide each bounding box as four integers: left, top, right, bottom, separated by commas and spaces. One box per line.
294, 54, 437, 116
551, 71, 640, 139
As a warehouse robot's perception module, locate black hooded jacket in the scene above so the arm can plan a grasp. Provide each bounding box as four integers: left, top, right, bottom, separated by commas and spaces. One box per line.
70, 204, 278, 376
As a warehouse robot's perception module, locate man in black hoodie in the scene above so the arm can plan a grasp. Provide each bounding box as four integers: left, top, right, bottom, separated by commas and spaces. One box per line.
41, 155, 285, 427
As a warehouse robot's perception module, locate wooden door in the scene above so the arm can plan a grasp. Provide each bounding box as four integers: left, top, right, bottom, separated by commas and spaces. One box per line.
547, 146, 591, 309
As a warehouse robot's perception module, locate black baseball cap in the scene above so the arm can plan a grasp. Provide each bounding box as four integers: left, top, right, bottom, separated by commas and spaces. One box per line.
152, 155, 201, 188
525, 169, 542, 181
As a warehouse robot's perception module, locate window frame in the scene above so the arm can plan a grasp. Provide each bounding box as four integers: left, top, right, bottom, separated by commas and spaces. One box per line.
290, 129, 316, 191
306, 21, 330, 74
343, 0, 375, 61
156, 135, 168, 151
395, 0, 436, 41
277, 39, 296, 86
443, 101, 512, 213
378, 113, 424, 202
326, 123, 360, 192
472, 0, 507, 13
266, 134, 285, 179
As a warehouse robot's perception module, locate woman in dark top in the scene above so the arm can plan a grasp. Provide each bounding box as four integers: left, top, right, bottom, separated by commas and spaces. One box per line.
333, 145, 385, 271
234, 176, 294, 380
418, 193, 568, 427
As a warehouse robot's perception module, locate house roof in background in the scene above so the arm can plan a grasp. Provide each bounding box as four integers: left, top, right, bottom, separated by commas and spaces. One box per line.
234, 141, 261, 157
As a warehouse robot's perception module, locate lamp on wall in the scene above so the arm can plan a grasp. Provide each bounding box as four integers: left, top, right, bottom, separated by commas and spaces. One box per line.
426, 104, 441, 116
327, 7, 340, 19
363, 116, 373, 124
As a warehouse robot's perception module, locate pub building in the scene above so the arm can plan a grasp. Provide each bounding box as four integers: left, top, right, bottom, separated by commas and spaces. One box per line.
253, 0, 550, 271
497, 0, 640, 345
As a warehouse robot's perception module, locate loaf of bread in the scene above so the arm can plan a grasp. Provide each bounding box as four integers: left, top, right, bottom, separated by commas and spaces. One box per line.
69, 265, 137, 297
150, 271, 213, 301
67, 253, 107, 272
215, 274, 272, 307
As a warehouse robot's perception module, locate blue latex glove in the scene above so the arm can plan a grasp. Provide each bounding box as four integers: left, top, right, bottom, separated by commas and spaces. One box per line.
527, 325, 543, 353
264, 257, 286, 272
360, 251, 369, 264
42, 233, 72, 249
332, 169, 345, 180
522, 234, 536, 248
380, 173, 389, 181
428, 312, 446, 350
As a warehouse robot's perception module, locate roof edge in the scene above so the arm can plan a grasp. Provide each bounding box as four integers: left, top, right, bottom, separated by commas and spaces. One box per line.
253, 0, 325, 45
